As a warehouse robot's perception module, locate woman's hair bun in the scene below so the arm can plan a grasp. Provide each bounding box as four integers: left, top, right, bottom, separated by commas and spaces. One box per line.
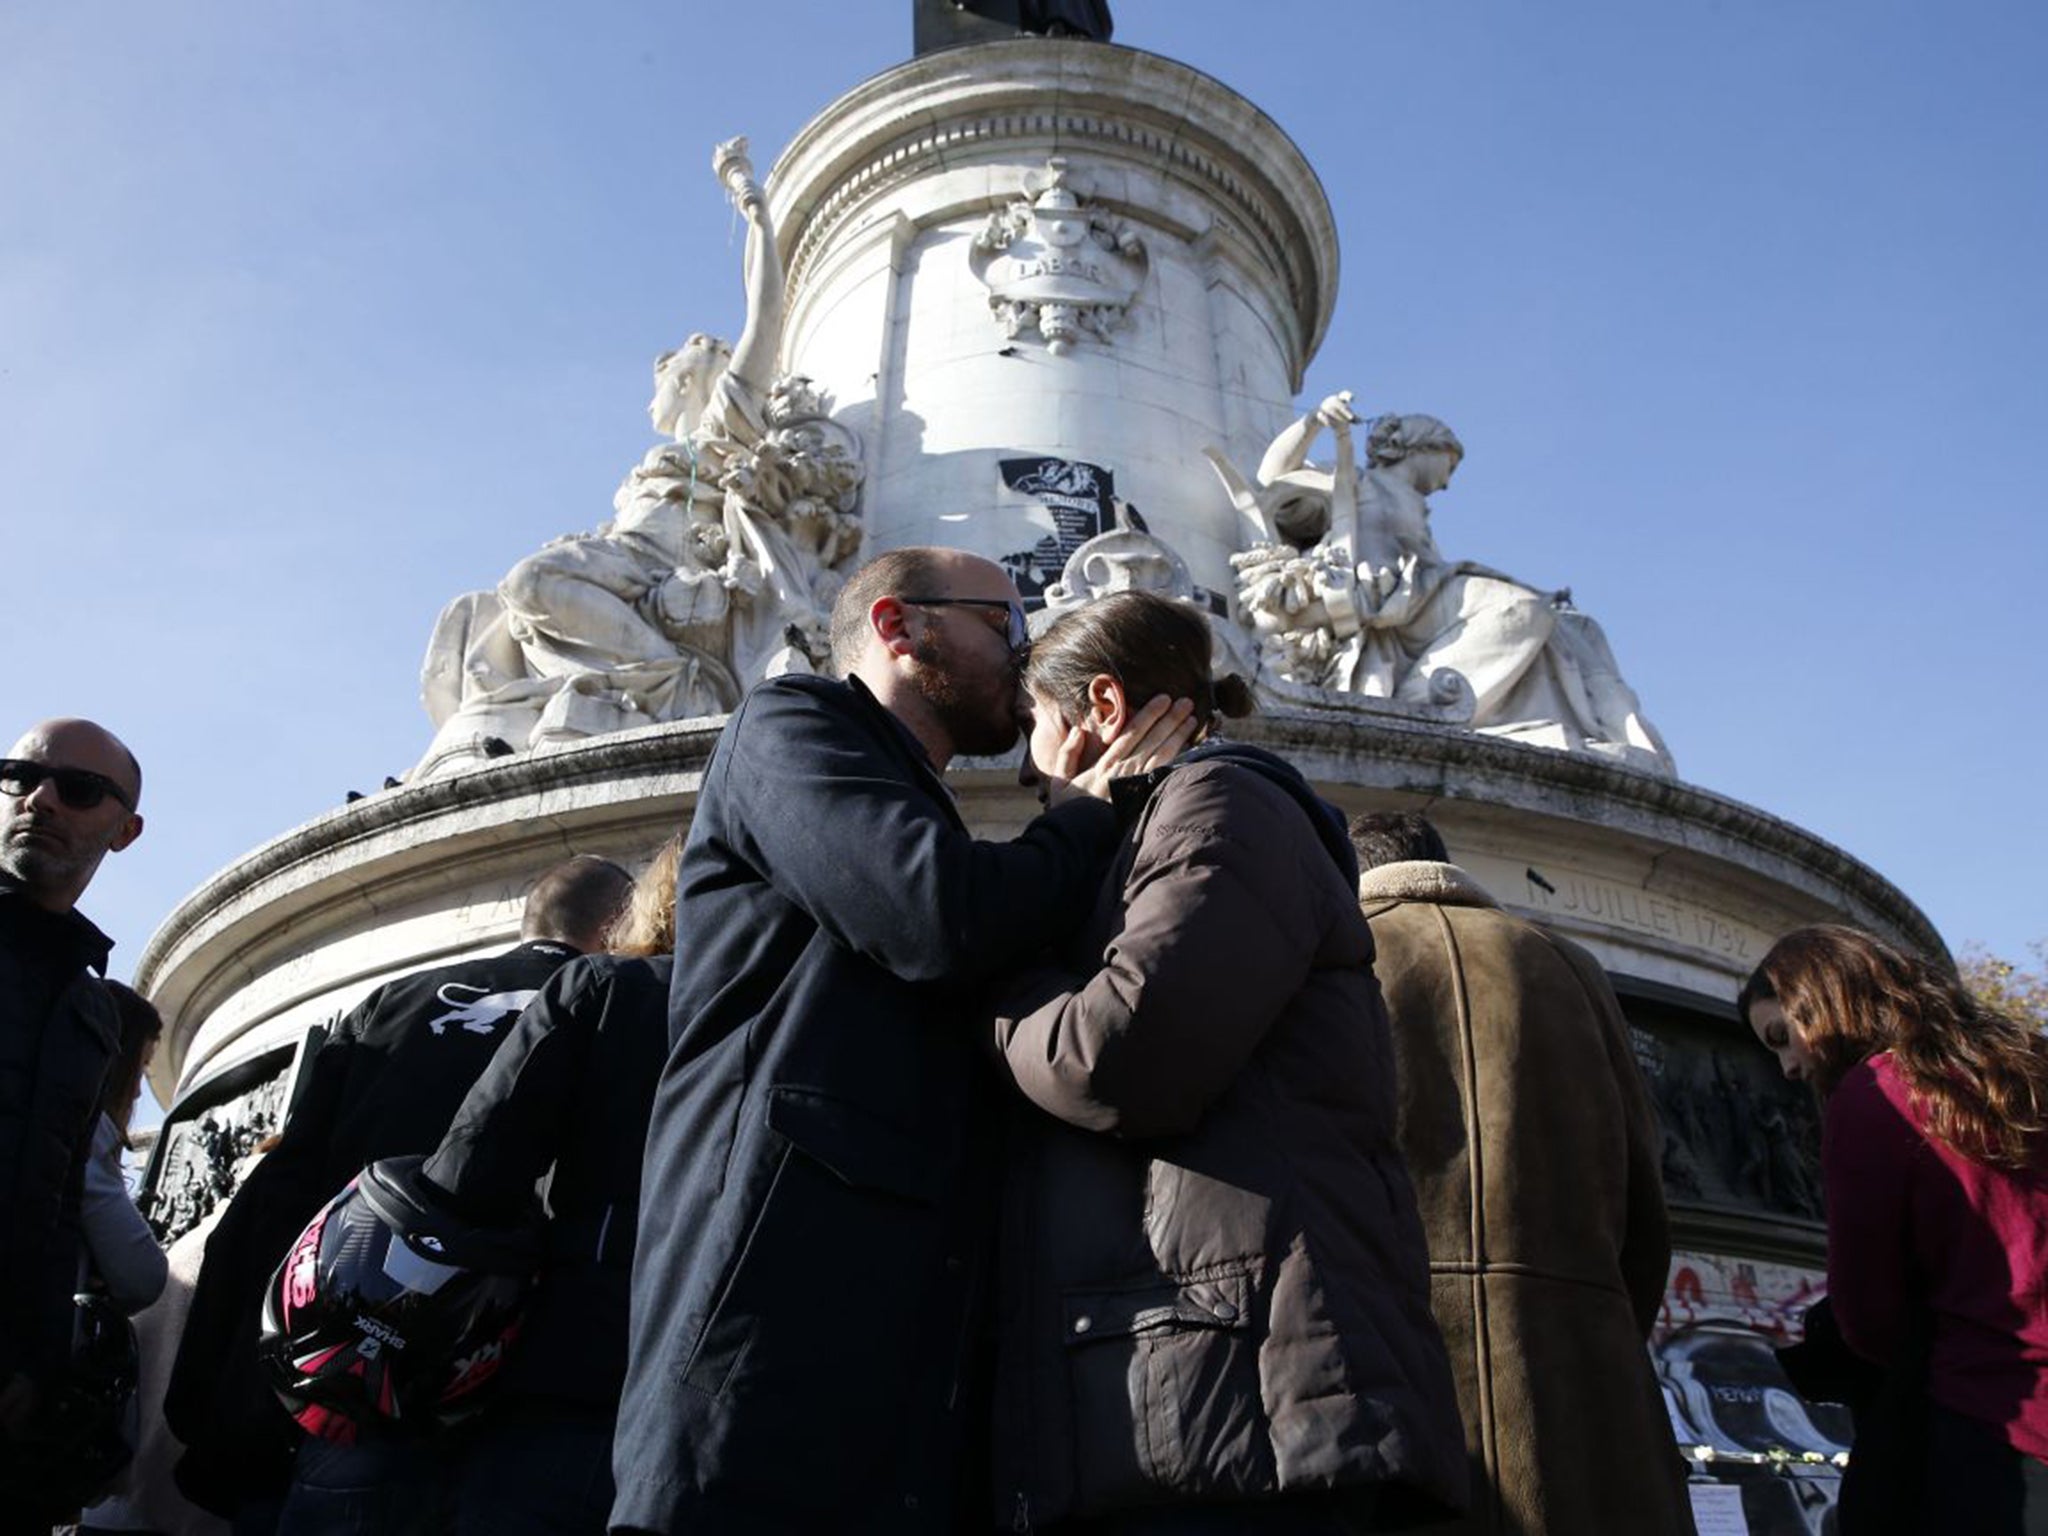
1213, 672, 1257, 719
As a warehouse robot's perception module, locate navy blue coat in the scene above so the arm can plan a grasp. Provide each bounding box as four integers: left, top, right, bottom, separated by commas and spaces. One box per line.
612, 674, 1119, 1535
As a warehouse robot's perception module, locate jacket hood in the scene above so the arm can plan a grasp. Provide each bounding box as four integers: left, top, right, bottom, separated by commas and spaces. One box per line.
1115, 741, 1358, 886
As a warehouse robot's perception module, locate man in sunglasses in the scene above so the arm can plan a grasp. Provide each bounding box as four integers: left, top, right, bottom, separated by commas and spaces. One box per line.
614, 547, 1194, 1535
0, 718, 145, 1518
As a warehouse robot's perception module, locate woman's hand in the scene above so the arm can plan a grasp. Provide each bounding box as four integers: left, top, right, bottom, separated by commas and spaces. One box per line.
1048, 695, 1198, 807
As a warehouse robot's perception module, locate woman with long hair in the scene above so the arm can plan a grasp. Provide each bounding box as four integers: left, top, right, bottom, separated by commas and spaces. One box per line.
69, 983, 170, 1534
81, 982, 168, 1312
1741, 924, 2048, 1532
988, 590, 1466, 1533
420, 837, 682, 1535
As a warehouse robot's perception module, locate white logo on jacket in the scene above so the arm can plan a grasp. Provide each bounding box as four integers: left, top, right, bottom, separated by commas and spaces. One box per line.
424, 985, 539, 1037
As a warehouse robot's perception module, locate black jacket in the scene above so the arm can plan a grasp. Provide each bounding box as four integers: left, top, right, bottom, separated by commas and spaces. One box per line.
423, 951, 671, 1411
612, 674, 1120, 1535
0, 876, 117, 1395
165, 938, 581, 1513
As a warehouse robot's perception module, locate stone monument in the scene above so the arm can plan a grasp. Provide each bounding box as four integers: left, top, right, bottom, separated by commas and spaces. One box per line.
138, 24, 1927, 1530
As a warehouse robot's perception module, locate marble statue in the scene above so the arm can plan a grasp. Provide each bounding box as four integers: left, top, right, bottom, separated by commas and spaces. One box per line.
415, 140, 864, 779
971, 157, 1146, 356
1038, 505, 1261, 680
1212, 394, 1674, 775
1043, 521, 1194, 610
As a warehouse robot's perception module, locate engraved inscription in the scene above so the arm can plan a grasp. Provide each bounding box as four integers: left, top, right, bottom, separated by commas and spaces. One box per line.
1518, 871, 1755, 962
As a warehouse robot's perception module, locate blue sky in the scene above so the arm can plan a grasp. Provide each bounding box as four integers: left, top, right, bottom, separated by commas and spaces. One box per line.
7, 0, 2045, 1078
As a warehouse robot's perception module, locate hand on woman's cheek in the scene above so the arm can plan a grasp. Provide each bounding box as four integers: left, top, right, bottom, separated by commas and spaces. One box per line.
1039, 724, 1094, 808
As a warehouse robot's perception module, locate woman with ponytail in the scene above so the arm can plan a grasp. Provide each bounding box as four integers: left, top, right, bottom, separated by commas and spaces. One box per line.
987, 590, 1465, 1533
1741, 924, 2048, 1531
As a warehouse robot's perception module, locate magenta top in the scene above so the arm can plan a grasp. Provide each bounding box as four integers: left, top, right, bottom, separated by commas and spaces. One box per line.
1825, 1051, 2048, 1461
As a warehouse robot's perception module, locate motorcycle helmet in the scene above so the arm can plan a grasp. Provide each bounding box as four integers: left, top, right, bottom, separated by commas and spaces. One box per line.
259, 1154, 540, 1441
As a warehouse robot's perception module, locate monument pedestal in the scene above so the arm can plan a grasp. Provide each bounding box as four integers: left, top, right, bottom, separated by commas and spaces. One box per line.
768, 40, 1335, 602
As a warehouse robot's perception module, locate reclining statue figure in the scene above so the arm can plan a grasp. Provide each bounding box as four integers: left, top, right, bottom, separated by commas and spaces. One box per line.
414, 139, 862, 780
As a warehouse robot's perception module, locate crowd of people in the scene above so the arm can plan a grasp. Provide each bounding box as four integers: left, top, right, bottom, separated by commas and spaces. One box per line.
4, 551, 2044, 1535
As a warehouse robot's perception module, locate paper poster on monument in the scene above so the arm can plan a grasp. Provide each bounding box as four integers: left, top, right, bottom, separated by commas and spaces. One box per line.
993, 456, 1115, 607
1688, 1481, 1750, 1535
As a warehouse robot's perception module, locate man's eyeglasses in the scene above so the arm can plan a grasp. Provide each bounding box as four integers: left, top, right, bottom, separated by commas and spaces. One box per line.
0, 759, 136, 812
900, 597, 1030, 652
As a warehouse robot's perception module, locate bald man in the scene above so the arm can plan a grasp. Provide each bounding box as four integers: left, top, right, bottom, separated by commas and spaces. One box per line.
0, 719, 144, 1521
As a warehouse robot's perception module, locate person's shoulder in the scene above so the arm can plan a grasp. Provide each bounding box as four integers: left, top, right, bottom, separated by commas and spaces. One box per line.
1524, 921, 1620, 992
1141, 752, 1358, 893
725, 672, 862, 739
746, 671, 852, 709
539, 948, 618, 999
727, 672, 926, 777
1132, 761, 1285, 859
473, 939, 579, 977
548, 948, 668, 1000
1152, 746, 1302, 822
1840, 1052, 1894, 1096
600, 953, 675, 1017
1828, 1054, 1911, 1132
356, 944, 564, 1023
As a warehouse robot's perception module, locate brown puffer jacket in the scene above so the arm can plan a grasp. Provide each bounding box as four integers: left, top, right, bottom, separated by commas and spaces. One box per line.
1359, 861, 1695, 1536
991, 744, 1468, 1530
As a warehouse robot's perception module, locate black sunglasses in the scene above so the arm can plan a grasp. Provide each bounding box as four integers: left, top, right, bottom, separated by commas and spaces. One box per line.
0, 758, 136, 812
900, 596, 1030, 651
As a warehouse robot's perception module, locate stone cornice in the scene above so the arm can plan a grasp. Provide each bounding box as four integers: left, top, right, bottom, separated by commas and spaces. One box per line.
1223, 706, 1944, 961
141, 703, 1940, 1088
768, 40, 1340, 384
134, 719, 724, 1018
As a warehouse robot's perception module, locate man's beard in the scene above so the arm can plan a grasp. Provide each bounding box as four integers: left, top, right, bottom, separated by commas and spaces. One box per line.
910, 628, 1020, 759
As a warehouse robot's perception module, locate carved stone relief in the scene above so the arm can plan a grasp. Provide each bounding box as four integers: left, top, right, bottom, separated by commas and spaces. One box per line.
145, 1066, 292, 1244
970, 157, 1147, 355
1043, 524, 1194, 609
1632, 1023, 1824, 1222
412, 140, 864, 780
1036, 513, 1251, 681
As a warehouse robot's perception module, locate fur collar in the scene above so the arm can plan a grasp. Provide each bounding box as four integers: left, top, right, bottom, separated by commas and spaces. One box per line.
1355, 860, 1500, 910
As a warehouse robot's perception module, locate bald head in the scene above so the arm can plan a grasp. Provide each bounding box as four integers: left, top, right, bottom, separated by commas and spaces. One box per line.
9, 719, 142, 807
521, 854, 635, 953
0, 718, 145, 913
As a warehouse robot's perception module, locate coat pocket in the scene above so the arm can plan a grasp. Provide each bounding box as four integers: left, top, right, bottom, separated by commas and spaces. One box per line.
681, 1087, 943, 1406
762, 1086, 943, 1204
1061, 1264, 1273, 1511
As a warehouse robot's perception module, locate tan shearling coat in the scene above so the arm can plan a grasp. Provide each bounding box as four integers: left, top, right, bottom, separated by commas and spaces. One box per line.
1359, 861, 1695, 1536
